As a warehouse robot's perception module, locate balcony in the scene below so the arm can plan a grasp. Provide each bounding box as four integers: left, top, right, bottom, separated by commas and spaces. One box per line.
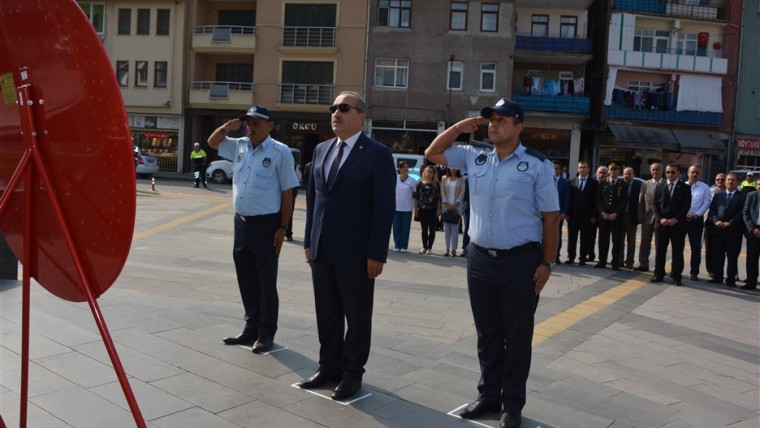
613, 0, 729, 21
514, 34, 592, 65
279, 26, 337, 54
279, 84, 334, 106
604, 104, 722, 126
513, 95, 590, 115
192, 25, 256, 54
608, 48, 727, 75
188, 81, 252, 108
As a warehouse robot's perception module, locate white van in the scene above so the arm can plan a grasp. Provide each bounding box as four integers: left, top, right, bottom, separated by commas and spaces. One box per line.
391, 153, 425, 182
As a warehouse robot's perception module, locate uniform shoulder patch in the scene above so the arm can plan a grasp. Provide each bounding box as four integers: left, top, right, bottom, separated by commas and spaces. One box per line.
524, 147, 548, 162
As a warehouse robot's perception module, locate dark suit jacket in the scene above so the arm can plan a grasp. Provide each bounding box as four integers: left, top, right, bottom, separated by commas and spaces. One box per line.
557, 176, 570, 216
569, 176, 598, 222
622, 179, 642, 225
708, 191, 746, 236
653, 180, 691, 227
305, 133, 396, 266
597, 178, 627, 217
744, 190, 760, 235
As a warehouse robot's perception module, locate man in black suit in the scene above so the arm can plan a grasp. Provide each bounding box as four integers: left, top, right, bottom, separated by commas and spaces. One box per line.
566, 161, 598, 266
299, 91, 396, 400
595, 164, 626, 270
621, 167, 641, 269
652, 164, 691, 286
707, 173, 746, 287
742, 181, 760, 290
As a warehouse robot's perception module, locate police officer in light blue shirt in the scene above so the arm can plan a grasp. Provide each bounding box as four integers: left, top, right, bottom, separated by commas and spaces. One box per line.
426, 98, 559, 428
208, 105, 300, 354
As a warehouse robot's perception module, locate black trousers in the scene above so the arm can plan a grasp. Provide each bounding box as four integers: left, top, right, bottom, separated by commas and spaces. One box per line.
598, 217, 624, 267
311, 248, 374, 380
708, 230, 743, 283
286, 189, 298, 238
193, 163, 206, 186
567, 217, 595, 262
233, 213, 280, 339
686, 217, 705, 275
746, 233, 759, 287
466, 243, 541, 413
418, 208, 437, 249
654, 223, 687, 280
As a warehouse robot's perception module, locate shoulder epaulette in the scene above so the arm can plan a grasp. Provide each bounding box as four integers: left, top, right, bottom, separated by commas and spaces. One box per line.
525, 147, 548, 162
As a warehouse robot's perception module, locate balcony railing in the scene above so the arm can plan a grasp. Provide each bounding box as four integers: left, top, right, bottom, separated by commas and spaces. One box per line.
194, 25, 256, 40
613, 0, 729, 21
515, 34, 592, 55
189, 81, 253, 99
513, 95, 590, 115
608, 49, 728, 74
604, 104, 722, 126
280, 84, 334, 105
282, 26, 336, 48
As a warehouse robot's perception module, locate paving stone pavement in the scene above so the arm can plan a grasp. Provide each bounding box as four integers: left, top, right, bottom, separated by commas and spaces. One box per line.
1, 178, 757, 428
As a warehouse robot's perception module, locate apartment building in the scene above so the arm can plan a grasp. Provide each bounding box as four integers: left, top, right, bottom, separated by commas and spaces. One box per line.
733, 0, 760, 169
601, 0, 738, 178
78, 1, 187, 172
185, 0, 368, 168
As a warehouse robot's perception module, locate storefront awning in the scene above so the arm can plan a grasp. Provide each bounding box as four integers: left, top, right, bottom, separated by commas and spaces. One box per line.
608, 124, 679, 150
672, 129, 726, 155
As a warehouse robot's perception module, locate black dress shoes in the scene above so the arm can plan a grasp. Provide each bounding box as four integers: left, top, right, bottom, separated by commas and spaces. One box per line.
593, 262, 606, 269
331, 379, 362, 401
708, 278, 724, 284
251, 337, 273, 354
674, 280, 683, 286
297, 371, 342, 389
740, 284, 757, 290
650, 276, 663, 283
222, 330, 257, 345
690, 274, 699, 281
578, 259, 586, 266
459, 400, 501, 419
634, 266, 649, 272
500, 411, 522, 428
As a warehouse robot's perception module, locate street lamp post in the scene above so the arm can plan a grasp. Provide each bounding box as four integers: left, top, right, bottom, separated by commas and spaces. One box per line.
447, 54, 455, 126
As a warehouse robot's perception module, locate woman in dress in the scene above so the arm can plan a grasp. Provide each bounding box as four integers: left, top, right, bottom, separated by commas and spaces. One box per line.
414, 165, 441, 255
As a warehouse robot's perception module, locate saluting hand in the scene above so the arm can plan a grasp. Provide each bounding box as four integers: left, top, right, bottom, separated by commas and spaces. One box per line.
454, 117, 485, 133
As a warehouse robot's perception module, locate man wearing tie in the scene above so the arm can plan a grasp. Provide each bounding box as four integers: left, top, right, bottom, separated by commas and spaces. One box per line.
636, 163, 663, 272
299, 91, 396, 400
621, 167, 641, 269
652, 164, 691, 286
566, 161, 598, 265
742, 180, 760, 290
707, 173, 746, 287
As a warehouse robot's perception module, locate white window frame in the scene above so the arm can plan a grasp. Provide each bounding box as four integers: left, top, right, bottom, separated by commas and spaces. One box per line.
634, 28, 670, 53
80, 3, 106, 35
136, 61, 149, 87
374, 58, 409, 89
447, 61, 463, 91
479, 62, 496, 92
676, 32, 699, 56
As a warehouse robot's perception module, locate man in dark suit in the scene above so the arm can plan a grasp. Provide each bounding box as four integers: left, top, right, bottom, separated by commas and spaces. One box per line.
566, 161, 598, 265
652, 164, 691, 286
553, 161, 571, 262
742, 181, 760, 290
621, 167, 641, 269
299, 91, 396, 401
595, 164, 626, 270
707, 173, 746, 287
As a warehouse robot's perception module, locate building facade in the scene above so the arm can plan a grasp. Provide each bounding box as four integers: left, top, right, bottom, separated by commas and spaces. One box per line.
733, 0, 760, 169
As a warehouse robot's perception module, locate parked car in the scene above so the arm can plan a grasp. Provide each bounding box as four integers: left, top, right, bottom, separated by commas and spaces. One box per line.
206, 147, 301, 184
134, 146, 159, 178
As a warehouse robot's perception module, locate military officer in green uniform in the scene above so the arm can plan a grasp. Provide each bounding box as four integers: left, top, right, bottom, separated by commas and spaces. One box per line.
595, 163, 627, 270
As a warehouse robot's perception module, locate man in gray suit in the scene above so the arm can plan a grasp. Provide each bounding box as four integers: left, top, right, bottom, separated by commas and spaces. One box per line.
635, 162, 663, 272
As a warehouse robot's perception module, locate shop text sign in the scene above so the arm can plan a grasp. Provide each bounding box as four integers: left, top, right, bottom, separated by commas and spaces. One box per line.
292, 122, 318, 131
737, 138, 760, 156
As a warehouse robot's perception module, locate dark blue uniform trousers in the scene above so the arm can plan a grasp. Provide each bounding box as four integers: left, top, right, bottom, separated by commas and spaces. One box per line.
311, 248, 375, 380
233, 213, 280, 340
466, 243, 541, 413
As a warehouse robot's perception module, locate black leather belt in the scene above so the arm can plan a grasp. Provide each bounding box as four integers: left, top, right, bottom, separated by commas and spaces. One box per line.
237, 213, 277, 222
471, 242, 539, 258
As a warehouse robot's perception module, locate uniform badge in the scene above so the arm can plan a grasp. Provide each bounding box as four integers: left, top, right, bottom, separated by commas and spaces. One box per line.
517, 161, 529, 171
262, 157, 272, 167
236, 152, 243, 163
475, 153, 488, 165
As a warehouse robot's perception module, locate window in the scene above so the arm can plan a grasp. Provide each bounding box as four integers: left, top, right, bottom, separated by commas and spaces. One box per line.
215, 63, 253, 83
560, 16, 577, 38
156, 9, 170, 35
531, 15, 548, 37
136, 61, 148, 87
281, 61, 335, 105
480, 63, 496, 92
634, 29, 670, 53
219, 10, 256, 26
116, 61, 129, 87
447, 61, 463, 91
481, 3, 498, 32
118, 9, 131, 35
450, 2, 468, 31
378, 0, 411, 28
627, 81, 665, 92
154, 62, 167, 88
137, 9, 150, 35
283, 4, 337, 47
375, 58, 409, 88
79, 3, 105, 34
676, 32, 704, 56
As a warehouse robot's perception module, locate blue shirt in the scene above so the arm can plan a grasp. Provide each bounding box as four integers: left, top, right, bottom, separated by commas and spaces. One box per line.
218, 136, 300, 216
445, 143, 559, 249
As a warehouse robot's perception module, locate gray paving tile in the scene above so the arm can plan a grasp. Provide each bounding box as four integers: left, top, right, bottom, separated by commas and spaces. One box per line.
218, 400, 324, 428
151, 406, 242, 428
31, 388, 141, 428
367, 397, 469, 428
149, 372, 253, 413
1, 348, 79, 397
524, 393, 613, 428
90, 379, 194, 421
588, 390, 678, 427
538, 375, 621, 410
73, 340, 186, 383
35, 350, 119, 389
0, 390, 71, 428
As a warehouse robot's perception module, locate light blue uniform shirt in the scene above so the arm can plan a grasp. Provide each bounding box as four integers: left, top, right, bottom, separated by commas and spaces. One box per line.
218, 136, 300, 216
445, 143, 559, 249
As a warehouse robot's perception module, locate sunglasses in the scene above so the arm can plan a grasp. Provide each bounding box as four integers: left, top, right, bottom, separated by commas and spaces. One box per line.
329, 103, 363, 114
665, 171, 677, 174
716, 178, 725, 181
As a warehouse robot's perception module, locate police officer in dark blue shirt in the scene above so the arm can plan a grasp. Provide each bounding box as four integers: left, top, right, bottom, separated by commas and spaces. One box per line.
426, 98, 559, 428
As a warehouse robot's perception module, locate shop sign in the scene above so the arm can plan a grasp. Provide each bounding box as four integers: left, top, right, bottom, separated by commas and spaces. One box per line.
292, 122, 319, 131
737, 138, 760, 156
